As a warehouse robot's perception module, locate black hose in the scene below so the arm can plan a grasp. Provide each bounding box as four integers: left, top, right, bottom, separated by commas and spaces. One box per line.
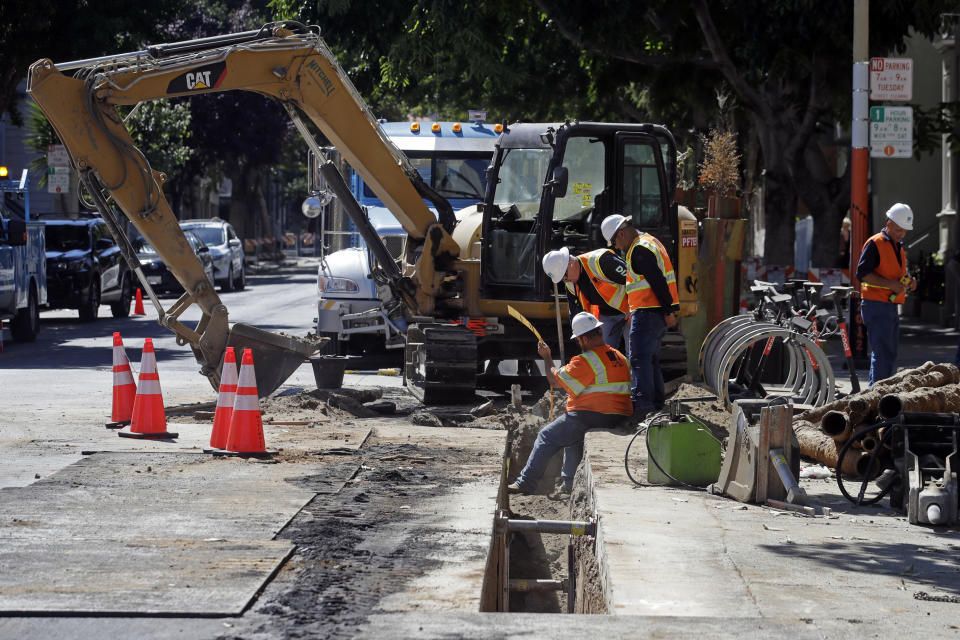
836, 422, 896, 506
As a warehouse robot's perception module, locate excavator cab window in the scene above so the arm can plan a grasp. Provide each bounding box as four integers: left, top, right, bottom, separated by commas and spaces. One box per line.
615, 132, 674, 254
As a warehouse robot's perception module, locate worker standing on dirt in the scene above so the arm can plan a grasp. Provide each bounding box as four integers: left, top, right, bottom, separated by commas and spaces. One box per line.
856, 203, 918, 386
602, 214, 679, 421
542, 246, 630, 355
507, 312, 632, 495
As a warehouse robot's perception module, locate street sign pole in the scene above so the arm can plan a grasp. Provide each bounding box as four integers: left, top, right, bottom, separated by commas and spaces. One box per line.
849, 0, 870, 361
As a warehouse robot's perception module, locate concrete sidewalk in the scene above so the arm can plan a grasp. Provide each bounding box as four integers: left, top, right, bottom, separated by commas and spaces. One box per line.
580, 422, 960, 637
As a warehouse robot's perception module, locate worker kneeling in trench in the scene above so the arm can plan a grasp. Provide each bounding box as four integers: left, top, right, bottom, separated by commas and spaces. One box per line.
508, 312, 633, 495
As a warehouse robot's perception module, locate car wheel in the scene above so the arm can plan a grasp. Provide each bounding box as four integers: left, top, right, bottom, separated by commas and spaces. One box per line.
235, 264, 246, 291
222, 264, 235, 292
11, 286, 39, 342
79, 279, 100, 322
110, 273, 133, 318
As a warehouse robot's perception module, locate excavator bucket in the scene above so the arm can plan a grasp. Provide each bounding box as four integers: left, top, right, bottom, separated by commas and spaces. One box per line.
226, 323, 321, 397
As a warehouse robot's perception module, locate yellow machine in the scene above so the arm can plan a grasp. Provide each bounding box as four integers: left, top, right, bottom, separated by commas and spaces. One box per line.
28, 22, 696, 401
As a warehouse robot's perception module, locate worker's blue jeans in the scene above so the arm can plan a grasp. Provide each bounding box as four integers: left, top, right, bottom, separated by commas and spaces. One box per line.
515, 411, 624, 493
860, 299, 899, 386
630, 309, 666, 416
600, 312, 631, 360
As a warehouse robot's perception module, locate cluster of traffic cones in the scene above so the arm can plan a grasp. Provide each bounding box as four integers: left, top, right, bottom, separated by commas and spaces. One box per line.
206, 347, 275, 457
108, 333, 271, 454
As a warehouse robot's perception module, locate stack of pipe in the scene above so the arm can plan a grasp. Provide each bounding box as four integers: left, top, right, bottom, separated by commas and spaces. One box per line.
791, 362, 960, 476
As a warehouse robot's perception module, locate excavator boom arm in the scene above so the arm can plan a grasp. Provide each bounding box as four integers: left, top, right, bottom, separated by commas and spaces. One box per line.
27, 22, 454, 392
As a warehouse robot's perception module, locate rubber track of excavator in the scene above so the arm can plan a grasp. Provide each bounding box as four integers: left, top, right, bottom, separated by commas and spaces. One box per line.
404, 323, 477, 405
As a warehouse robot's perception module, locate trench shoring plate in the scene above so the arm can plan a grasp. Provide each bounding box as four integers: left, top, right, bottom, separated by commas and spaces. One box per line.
0, 538, 293, 616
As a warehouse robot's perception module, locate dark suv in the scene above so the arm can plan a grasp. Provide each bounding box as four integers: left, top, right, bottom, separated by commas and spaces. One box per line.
43, 214, 133, 320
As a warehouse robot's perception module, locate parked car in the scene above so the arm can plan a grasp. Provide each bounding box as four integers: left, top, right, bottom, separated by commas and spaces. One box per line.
42, 213, 132, 320
135, 229, 214, 294
179, 218, 245, 292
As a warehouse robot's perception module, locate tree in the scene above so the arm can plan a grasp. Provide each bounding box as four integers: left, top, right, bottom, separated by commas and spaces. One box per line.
520, 0, 957, 266
0, 0, 189, 125
275, 0, 960, 267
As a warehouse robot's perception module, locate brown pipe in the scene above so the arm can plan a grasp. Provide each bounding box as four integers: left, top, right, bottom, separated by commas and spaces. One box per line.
793, 419, 862, 476
807, 365, 960, 438
821, 411, 851, 440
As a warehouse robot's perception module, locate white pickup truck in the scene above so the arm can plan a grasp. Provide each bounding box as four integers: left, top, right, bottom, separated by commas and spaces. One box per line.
0, 168, 47, 343
315, 120, 498, 357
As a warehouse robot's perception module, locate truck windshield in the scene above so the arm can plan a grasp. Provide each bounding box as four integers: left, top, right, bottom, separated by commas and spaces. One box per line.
45, 225, 89, 251
492, 148, 552, 219
362, 155, 490, 202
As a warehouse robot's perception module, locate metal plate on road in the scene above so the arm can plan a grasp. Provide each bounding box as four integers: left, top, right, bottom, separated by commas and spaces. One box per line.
0, 538, 293, 615
0, 452, 359, 615
0, 453, 325, 541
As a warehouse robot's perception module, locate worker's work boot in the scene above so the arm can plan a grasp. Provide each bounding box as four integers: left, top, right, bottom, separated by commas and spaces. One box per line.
506, 482, 525, 495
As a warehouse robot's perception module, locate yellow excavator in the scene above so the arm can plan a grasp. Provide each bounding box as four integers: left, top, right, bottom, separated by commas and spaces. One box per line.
28, 22, 697, 401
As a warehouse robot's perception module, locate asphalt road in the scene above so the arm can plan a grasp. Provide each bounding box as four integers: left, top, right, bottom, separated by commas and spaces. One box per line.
0, 259, 324, 487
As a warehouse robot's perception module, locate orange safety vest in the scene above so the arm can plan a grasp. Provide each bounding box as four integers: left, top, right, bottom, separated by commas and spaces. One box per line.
554, 345, 632, 415
564, 249, 630, 318
625, 233, 679, 311
860, 232, 907, 304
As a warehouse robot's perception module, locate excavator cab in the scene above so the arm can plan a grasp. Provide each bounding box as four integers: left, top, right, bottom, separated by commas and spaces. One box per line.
481, 121, 678, 307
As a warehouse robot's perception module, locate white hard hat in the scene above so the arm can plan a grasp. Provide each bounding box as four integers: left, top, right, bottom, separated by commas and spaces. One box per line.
601, 214, 630, 245
570, 311, 603, 339
542, 247, 571, 284
885, 203, 913, 231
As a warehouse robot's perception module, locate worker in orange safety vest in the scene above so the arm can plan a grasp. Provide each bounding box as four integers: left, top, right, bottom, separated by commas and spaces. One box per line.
542, 246, 630, 356
507, 312, 632, 495
602, 213, 679, 420
856, 202, 918, 386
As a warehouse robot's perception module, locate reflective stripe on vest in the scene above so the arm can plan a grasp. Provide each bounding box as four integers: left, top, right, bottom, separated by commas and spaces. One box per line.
564, 250, 629, 316
861, 232, 907, 304
625, 233, 679, 311
555, 346, 632, 415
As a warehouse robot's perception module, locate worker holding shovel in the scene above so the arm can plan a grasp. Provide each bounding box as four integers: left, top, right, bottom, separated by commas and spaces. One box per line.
507, 312, 632, 495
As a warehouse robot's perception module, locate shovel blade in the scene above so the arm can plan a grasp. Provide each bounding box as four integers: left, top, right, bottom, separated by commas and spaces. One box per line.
226, 323, 321, 397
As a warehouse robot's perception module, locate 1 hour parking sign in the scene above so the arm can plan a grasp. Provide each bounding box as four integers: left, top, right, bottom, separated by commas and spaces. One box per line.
870, 106, 912, 158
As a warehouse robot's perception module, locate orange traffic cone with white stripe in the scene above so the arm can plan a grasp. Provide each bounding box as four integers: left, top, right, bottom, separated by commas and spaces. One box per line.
119, 338, 178, 439
206, 347, 238, 451
133, 288, 146, 316
106, 332, 137, 428
220, 348, 274, 457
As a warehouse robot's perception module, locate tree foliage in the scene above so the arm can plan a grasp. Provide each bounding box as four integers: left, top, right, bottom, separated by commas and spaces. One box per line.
274, 0, 960, 266
0, 0, 189, 125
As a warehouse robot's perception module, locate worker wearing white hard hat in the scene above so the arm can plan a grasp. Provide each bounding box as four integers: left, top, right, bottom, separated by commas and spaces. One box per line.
507, 312, 632, 495
605, 213, 679, 420
856, 202, 918, 385
541, 245, 630, 356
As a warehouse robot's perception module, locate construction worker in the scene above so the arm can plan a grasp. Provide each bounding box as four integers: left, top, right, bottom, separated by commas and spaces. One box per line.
857, 203, 918, 386
601, 214, 678, 420
507, 312, 632, 495
541, 246, 630, 355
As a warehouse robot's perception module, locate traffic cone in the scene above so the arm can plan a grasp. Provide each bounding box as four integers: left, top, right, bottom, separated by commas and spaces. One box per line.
221, 348, 274, 457
206, 347, 238, 451
106, 332, 137, 428
133, 288, 146, 316
119, 338, 178, 439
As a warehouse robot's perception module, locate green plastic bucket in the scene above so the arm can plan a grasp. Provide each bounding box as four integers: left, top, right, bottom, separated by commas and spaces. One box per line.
646, 415, 722, 486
